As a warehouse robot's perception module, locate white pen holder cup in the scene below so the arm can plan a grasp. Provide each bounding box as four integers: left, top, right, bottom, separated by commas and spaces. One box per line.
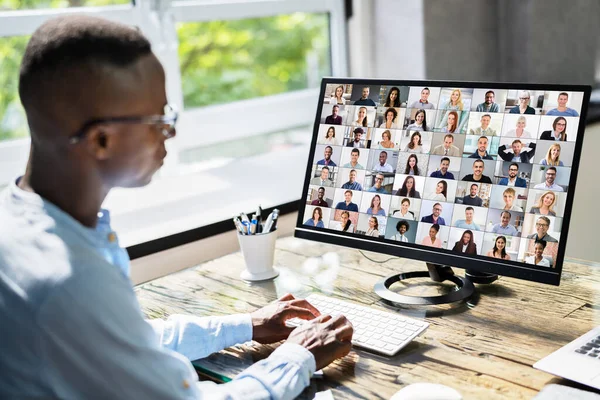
237, 229, 279, 281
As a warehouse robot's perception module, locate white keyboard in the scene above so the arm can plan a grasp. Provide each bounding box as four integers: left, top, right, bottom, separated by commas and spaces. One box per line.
288, 293, 429, 356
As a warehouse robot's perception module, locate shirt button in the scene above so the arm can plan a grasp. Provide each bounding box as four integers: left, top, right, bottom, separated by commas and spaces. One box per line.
107, 232, 117, 243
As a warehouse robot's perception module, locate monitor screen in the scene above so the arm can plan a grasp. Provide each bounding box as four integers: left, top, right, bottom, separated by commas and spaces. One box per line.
295, 80, 591, 285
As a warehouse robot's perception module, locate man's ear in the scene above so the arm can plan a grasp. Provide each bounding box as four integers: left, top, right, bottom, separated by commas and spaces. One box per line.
85, 126, 117, 161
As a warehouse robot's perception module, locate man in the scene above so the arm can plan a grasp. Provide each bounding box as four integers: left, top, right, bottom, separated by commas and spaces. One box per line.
533, 167, 564, 192
462, 160, 493, 184
476, 90, 500, 112
469, 114, 497, 136
335, 190, 359, 211
343, 147, 364, 168
310, 166, 333, 187
468, 136, 494, 160
353, 86, 376, 106
421, 203, 446, 225
346, 127, 365, 148
491, 211, 519, 236
310, 187, 329, 207
368, 173, 389, 194
0, 16, 353, 399
409, 87, 435, 109
430, 157, 455, 179
431, 134, 461, 157
454, 207, 481, 230
498, 163, 527, 188
341, 169, 363, 190
527, 216, 558, 242
325, 104, 342, 125
462, 183, 483, 207
498, 139, 536, 163
546, 92, 579, 117
502, 188, 523, 212
373, 150, 394, 173
391, 220, 411, 242
316, 145, 337, 166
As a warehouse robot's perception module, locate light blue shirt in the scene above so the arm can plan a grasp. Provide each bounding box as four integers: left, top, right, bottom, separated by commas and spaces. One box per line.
491, 223, 519, 236
546, 108, 579, 117
0, 179, 315, 399
455, 220, 481, 230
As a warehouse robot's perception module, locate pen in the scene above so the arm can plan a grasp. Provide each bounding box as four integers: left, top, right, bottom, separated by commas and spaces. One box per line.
269, 210, 279, 232
240, 212, 250, 224
241, 220, 250, 235
263, 208, 280, 233
250, 219, 257, 235
233, 218, 244, 235
256, 205, 263, 233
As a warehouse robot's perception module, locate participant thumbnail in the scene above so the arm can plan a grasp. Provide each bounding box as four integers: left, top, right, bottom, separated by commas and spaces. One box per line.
371, 128, 401, 150
364, 171, 394, 195
542, 91, 584, 117
324, 83, 352, 105
313, 143, 342, 167
317, 124, 343, 146
379, 85, 409, 108
482, 233, 520, 260
356, 213, 387, 238
504, 89, 545, 114
496, 137, 536, 164
367, 149, 399, 173
359, 192, 392, 216
407, 86, 441, 109
500, 114, 540, 139
389, 196, 422, 220
458, 158, 495, 184
309, 165, 337, 187
306, 185, 335, 208
448, 227, 484, 255
484, 208, 524, 237
467, 112, 504, 136
423, 177, 458, 203
375, 107, 405, 129
330, 210, 359, 233
430, 133, 465, 157
303, 205, 332, 229
403, 108, 437, 131
538, 115, 578, 142
396, 153, 430, 177
463, 135, 500, 160
438, 87, 474, 111
427, 155, 462, 180
530, 165, 570, 192
494, 161, 532, 187
455, 181, 492, 207
385, 218, 418, 243
471, 89, 508, 113
416, 222, 451, 249
419, 199, 454, 226
392, 174, 425, 198
518, 238, 559, 267
332, 188, 363, 212
489, 185, 529, 212
320, 103, 348, 125
339, 146, 369, 169
399, 130, 433, 153
521, 213, 562, 242
347, 105, 377, 128
350, 85, 381, 106
525, 189, 567, 218
533, 140, 575, 167
343, 126, 370, 148
451, 204, 488, 231
434, 110, 469, 134
336, 167, 366, 191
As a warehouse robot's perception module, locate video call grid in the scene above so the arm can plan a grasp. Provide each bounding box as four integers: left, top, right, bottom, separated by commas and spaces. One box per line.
303, 84, 583, 268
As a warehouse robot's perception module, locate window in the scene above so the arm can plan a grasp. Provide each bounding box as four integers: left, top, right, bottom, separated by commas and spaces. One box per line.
0, 0, 349, 248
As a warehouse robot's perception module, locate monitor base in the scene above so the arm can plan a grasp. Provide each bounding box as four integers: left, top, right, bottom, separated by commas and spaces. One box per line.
465, 269, 499, 284
373, 263, 475, 306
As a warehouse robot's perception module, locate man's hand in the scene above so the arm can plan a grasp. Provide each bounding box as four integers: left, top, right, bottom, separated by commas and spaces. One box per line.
251, 293, 321, 344
286, 314, 353, 370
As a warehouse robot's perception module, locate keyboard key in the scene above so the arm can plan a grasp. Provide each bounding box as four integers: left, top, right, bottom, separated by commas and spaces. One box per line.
576, 349, 588, 354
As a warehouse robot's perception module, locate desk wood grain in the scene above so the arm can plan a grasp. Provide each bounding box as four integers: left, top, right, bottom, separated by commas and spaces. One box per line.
136, 236, 600, 399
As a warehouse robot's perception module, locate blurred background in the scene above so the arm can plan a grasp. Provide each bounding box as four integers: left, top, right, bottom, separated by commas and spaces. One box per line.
1, 0, 598, 264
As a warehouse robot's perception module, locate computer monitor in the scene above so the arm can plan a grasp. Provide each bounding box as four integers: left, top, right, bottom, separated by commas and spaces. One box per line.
295, 79, 591, 303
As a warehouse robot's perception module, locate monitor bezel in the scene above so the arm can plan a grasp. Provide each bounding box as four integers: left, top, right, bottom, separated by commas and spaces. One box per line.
295, 78, 592, 286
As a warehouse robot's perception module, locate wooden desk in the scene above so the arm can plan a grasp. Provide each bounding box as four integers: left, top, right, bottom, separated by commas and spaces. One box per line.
136, 236, 600, 399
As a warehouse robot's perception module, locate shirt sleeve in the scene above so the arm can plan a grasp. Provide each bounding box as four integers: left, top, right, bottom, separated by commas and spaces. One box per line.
37, 266, 315, 400
146, 313, 253, 361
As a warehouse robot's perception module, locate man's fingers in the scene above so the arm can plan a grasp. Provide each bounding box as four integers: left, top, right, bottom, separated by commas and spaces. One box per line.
278, 293, 295, 302
335, 323, 354, 342
325, 315, 352, 330
283, 306, 320, 321
290, 299, 321, 317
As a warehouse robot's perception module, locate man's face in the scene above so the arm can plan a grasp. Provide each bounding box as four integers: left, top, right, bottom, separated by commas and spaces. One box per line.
374, 175, 383, 188
508, 165, 518, 178
512, 142, 522, 155
485, 92, 495, 104
354, 132, 362, 142
362, 87, 369, 99
349, 171, 356, 183
108, 54, 172, 188
379, 152, 387, 165
444, 136, 453, 149
480, 116, 491, 129
433, 204, 442, 217
501, 212, 510, 226
465, 209, 473, 222
399, 224, 407, 234
545, 169, 556, 185
421, 89, 430, 101
332, 106, 339, 117
536, 219, 549, 236
473, 162, 484, 177
477, 138, 488, 153
440, 160, 449, 173
558, 94, 568, 107
324, 147, 332, 160
320, 169, 329, 180
344, 192, 352, 202
317, 188, 325, 199
470, 185, 478, 196
351, 151, 359, 162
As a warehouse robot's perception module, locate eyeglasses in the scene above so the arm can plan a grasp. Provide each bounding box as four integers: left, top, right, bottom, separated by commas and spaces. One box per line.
536, 223, 549, 227
556, 122, 566, 126
68, 104, 178, 144
375, 177, 383, 181
519, 97, 530, 100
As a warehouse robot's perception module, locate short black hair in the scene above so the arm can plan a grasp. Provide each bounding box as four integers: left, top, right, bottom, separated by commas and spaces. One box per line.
396, 220, 410, 231
19, 15, 151, 112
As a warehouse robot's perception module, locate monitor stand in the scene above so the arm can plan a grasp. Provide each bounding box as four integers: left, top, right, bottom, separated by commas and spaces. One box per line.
373, 263, 498, 306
